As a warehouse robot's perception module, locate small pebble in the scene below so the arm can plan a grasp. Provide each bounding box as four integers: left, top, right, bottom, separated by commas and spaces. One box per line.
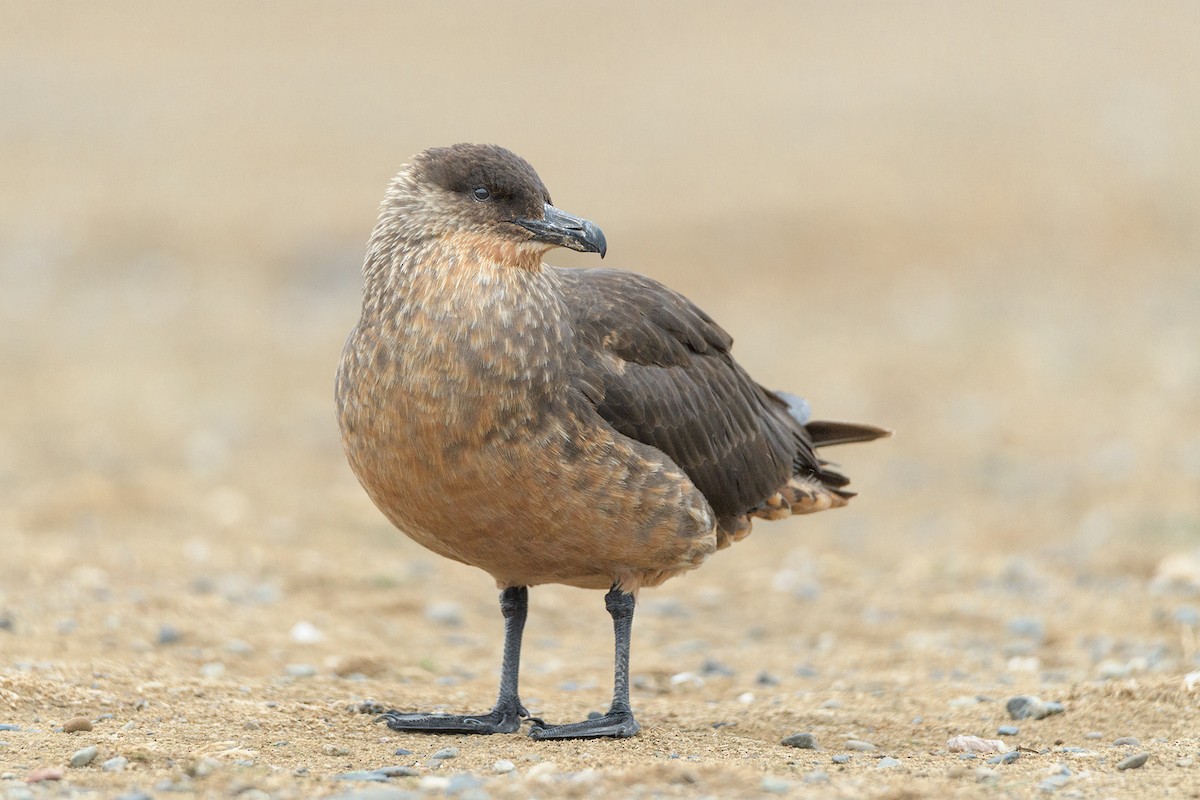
878, 757, 900, 768
756, 671, 780, 686
1006, 695, 1064, 720
1176, 756, 1194, 767
670, 672, 704, 689
0, 724, 19, 731
447, 774, 484, 793
188, 757, 220, 777
987, 751, 1020, 765
200, 661, 226, 678
373, 765, 418, 777
69, 745, 99, 767
845, 739, 876, 751
1038, 774, 1071, 791
781, 732, 818, 750
157, 625, 183, 645
286, 663, 318, 677
1113, 736, 1140, 746
1007, 616, 1046, 639
831, 754, 851, 764
948, 735, 1007, 754
998, 725, 1020, 736
432, 747, 460, 760
114, 793, 153, 800
424, 601, 464, 626
290, 620, 325, 643
1174, 605, 1200, 626
225, 638, 254, 655
493, 760, 515, 774
347, 700, 386, 715
760, 776, 790, 794
700, 658, 735, 677
101, 756, 128, 772
1117, 752, 1149, 770
62, 716, 93, 733
25, 767, 65, 782
334, 770, 390, 782
394, 747, 414, 756
526, 761, 558, 781
322, 744, 351, 756
420, 776, 451, 792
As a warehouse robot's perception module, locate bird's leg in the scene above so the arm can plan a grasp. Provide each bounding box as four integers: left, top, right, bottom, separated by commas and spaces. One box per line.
378, 585, 530, 734
529, 585, 641, 740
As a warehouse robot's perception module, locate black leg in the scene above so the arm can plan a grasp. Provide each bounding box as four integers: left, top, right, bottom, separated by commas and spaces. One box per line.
529, 585, 641, 740
378, 585, 530, 734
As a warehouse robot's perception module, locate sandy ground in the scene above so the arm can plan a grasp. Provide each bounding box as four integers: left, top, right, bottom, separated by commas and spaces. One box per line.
3, 2, 1200, 798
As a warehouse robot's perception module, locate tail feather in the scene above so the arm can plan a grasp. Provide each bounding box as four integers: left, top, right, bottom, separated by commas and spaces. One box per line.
805, 420, 892, 448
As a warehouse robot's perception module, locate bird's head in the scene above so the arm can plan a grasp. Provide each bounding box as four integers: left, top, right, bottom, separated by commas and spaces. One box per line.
393, 143, 607, 265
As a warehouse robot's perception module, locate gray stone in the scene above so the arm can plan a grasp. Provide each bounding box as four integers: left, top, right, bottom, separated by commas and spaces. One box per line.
432, 747, 460, 760
845, 739, 876, 751
1006, 695, 1064, 720
335, 771, 390, 782
1113, 736, 1140, 746
285, 663, 318, 677
1007, 616, 1046, 640
1117, 752, 1149, 770
1037, 774, 1071, 792
878, 757, 900, 768
324, 790, 419, 800
998, 725, 1019, 736
760, 776, 790, 794
69, 745, 99, 767
157, 625, 183, 645
102, 756, 129, 772
987, 751, 1020, 765
446, 774, 484, 794
781, 732, 818, 749
373, 765, 418, 777
700, 658, 735, 677
831, 754, 851, 764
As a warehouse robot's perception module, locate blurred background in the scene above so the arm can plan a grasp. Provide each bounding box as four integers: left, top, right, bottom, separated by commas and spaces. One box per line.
2, 1, 1198, 642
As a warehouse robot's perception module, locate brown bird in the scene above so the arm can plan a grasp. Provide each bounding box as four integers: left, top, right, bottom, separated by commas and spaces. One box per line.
336, 143, 888, 739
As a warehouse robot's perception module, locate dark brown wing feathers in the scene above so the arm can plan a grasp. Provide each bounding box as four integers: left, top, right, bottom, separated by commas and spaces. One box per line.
559, 267, 868, 521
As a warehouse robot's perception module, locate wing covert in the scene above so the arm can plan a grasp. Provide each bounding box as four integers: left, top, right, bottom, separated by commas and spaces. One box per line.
557, 267, 820, 518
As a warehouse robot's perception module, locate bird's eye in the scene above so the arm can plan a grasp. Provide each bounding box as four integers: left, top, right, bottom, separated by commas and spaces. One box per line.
472, 187, 491, 201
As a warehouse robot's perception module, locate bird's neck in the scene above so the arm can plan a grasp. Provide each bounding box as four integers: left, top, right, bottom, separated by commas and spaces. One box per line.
359, 236, 548, 326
